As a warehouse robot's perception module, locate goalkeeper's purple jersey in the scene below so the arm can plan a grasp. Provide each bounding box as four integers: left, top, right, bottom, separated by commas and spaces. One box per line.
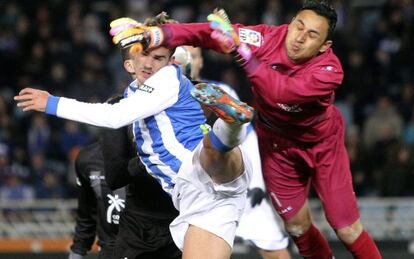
162, 23, 344, 143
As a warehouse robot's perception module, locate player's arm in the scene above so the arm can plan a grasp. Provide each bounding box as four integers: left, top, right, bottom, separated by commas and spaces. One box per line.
161, 22, 226, 52
101, 126, 134, 190
109, 17, 225, 53
99, 95, 149, 189
109, 13, 268, 62
173, 9, 275, 76
97, 95, 134, 190
14, 66, 181, 128
70, 157, 98, 257
109, 14, 252, 54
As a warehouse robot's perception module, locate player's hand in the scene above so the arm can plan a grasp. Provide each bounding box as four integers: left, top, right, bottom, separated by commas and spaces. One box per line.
247, 187, 267, 207
109, 17, 164, 54
207, 9, 240, 53
14, 88, 50, 112
109, 17, 141, 38
207, 9, 252, 63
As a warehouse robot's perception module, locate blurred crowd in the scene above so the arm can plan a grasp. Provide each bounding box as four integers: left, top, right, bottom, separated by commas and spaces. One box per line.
0, 0, 413, 202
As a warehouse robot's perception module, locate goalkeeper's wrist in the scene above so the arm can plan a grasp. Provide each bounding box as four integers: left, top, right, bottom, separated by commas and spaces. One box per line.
147, 27, 164, 48
231, 43, 252, 66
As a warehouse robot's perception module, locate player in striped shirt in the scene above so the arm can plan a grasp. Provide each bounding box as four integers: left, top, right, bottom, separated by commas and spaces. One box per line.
15, 13, 253, 259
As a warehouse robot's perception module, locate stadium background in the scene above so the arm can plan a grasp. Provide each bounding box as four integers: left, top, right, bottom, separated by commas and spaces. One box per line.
0, 0, 413, 258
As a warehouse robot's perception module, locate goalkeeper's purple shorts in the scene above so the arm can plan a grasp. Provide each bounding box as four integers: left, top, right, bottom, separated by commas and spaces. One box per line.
256, 118, 360, 230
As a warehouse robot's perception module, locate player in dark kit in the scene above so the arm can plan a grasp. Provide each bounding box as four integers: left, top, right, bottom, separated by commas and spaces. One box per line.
106, 1, 382, 258
69, 95, 181, 259
69, 141, 126, 259
100, 115, 181, 259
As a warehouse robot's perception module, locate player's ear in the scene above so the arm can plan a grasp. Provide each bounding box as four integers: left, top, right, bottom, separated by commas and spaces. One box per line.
319, 40, 332, 54
169, 55, 175, 65
124, 59, 134, 73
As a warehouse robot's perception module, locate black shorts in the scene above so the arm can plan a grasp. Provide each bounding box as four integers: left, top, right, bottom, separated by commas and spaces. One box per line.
113, 211, 181, 259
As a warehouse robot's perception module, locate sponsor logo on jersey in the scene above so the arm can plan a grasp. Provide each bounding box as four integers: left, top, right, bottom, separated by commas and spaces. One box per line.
89, 173, 105, 181
106, 194, 125, 224
89, 171, 105, 186
138, 84, 154, 93
120, 34, 145, 48
323, 65, 335, 72
277, 103, 302, 112
239, 28, 262, 47
270, 192, 293, 215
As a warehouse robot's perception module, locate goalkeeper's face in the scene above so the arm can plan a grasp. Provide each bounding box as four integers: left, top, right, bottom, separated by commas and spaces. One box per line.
285, 10, 332, 64
124, 46, 174, 84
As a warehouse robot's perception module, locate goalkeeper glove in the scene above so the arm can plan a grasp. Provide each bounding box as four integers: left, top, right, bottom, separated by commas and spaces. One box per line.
109, 17, 164, 54
207, 9, 252, 64
207, 9, 239, 53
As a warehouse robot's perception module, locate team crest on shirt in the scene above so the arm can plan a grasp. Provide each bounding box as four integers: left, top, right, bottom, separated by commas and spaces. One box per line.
238, 28, 262, 47
138, 84, 154, 93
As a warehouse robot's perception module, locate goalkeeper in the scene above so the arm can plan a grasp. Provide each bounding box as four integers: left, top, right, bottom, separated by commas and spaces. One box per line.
108, 1, 382, 258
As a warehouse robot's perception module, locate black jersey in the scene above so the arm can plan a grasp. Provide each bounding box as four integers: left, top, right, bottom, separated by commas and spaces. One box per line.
70, 93, 181, 259
101, 124, 181, 259
70, 141, 126, 258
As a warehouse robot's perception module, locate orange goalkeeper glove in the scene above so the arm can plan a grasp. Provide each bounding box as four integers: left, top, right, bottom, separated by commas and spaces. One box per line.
109, 17, 164, 54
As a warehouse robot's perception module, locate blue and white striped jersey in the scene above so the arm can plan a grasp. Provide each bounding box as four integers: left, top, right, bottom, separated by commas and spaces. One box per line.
124, 66, 206, 194
46, 64, 206, 194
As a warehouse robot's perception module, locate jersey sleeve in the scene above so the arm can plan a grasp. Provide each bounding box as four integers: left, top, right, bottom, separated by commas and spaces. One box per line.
100, 127, 132, 190
162, 22, 224, 52
45, 66, 181, 129
162, 23, 273, 56
71, 156, 98, 255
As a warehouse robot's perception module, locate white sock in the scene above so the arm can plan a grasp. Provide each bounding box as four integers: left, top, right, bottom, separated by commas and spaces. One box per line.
209, 118, 248, 151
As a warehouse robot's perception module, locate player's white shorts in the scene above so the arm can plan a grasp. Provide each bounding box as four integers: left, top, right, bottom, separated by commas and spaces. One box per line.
169, 140, 252, 250
235, 130, 289, 251
236, 196, 289, 250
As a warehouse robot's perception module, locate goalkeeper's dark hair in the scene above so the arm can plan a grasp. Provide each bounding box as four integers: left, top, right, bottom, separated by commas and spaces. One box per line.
121, 12, 177, 61
298, 0, 337, 41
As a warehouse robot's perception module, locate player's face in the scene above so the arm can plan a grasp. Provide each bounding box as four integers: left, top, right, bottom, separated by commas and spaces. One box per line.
127, 47, 173, 84
285, 10, 332, 63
